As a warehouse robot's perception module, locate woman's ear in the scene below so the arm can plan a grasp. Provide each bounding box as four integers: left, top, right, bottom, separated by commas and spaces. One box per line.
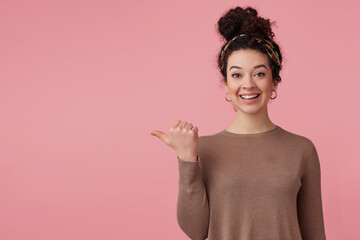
272, 80, 278, 90
224, 77, 229, 90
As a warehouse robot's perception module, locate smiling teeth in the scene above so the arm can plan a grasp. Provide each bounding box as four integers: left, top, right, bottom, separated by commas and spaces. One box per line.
240, 94, 260, 99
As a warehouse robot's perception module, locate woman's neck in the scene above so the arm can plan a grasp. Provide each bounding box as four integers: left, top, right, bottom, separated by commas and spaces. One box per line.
226, 108, 276, 134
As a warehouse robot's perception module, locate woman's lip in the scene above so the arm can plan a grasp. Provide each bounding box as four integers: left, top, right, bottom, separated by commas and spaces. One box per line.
238, 93, 261, 98
239, 93, 261, 96
238, 93, 260, 103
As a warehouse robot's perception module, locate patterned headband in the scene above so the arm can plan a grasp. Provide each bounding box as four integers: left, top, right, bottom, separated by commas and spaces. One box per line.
220, 33, 281, 70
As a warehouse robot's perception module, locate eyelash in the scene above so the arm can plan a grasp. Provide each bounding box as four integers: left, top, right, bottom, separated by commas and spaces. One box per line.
231, 72, 265, 78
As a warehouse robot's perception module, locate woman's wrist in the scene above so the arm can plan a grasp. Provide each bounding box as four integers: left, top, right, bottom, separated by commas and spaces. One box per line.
178, 154, 198, 162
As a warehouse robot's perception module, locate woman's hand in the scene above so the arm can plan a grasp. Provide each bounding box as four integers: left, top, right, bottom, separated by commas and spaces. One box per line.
151, 120, 199, 162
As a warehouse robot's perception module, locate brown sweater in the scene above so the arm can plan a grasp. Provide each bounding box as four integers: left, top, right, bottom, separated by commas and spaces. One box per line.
177, 125, 326, 240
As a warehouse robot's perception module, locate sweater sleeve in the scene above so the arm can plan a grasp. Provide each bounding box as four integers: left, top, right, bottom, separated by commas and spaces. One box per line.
297, 144, 327, 240
176, 155, 209, 240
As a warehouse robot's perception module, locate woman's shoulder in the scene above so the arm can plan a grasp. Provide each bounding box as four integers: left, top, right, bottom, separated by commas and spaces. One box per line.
277, 126, 317, 152
197, 133, 220, 147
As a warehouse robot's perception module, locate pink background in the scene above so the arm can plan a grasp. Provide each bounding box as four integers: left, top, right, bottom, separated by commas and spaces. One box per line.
1, 0, 359, 239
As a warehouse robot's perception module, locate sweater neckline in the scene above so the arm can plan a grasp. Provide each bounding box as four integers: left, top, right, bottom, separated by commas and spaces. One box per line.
220, 125, 282, 137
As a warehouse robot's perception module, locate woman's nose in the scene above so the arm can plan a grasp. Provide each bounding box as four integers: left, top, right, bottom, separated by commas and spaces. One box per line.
242, 76, 256, 89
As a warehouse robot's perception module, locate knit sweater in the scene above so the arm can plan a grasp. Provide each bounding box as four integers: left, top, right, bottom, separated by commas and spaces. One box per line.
176, 125, 326, 240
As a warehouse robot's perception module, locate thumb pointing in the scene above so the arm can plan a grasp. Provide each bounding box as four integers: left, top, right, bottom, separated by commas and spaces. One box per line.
150, 130, 169, 145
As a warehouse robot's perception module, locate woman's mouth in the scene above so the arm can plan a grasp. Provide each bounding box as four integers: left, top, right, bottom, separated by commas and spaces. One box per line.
239, 93, 261, 103
239, 93, 260, 99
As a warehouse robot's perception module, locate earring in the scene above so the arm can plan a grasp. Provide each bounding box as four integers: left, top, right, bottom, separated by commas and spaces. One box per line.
270, 89, 277, 100
225, 92, 232, 102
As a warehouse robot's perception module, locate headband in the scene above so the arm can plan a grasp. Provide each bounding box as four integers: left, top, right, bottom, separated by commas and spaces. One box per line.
220, 33, 281, 70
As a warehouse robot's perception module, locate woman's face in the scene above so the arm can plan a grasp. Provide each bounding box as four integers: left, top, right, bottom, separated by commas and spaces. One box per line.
224, 49, 277, 115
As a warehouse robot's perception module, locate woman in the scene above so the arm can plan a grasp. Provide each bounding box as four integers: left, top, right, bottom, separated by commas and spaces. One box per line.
151, 6, 326, 240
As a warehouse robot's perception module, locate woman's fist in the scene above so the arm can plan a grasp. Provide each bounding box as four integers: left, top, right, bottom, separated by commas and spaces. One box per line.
151, 120, 199, 162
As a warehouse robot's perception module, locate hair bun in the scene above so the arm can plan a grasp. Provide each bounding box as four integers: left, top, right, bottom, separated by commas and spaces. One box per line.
217, 6, 275, 41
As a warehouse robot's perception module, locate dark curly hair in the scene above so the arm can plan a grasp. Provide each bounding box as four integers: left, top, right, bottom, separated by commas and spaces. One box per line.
217, 6, 283, 86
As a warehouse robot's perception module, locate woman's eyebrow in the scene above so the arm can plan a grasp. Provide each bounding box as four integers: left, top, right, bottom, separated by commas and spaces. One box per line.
229, 64, 267, 70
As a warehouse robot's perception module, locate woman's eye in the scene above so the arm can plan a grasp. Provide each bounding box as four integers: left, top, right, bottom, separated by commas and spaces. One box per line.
232, 73, 241, 78
256, 72, 265, 77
